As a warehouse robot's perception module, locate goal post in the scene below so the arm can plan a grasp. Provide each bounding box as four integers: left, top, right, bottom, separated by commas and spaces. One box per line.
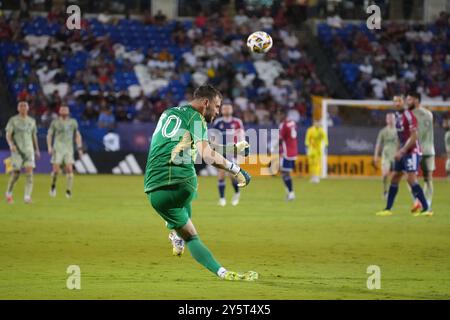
320, 99, 450, 178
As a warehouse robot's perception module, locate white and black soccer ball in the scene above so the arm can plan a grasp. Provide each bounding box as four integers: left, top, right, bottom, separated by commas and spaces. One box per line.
246, 31, 273, 54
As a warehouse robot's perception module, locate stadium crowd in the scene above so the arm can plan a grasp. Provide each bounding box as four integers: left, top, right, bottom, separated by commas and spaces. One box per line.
319, 11, 450, 102
0, 4, 326, 129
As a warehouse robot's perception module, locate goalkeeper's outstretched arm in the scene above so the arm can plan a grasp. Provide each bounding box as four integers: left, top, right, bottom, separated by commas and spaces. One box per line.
196, 141, 251, 187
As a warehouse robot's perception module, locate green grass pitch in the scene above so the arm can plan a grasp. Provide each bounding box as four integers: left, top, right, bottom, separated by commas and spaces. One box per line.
0, 174, 449, 299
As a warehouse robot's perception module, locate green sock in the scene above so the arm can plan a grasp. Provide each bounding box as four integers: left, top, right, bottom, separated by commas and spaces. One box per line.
186, 235, 222, 275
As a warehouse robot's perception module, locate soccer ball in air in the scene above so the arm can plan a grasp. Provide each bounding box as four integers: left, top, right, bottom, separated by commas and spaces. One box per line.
246, 31, 273, 54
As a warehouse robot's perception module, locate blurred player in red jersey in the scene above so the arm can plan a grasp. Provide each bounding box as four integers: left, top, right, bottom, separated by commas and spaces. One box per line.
212, 103, 245, 207
277, 111, 299, 201
376, 93, 433, 217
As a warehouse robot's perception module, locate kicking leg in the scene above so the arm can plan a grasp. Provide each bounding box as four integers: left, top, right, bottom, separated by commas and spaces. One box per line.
176, 220, 258, 281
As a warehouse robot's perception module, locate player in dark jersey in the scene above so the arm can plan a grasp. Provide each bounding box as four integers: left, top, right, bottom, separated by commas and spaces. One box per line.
376, 95, 433, 217
211, 103, 245, 206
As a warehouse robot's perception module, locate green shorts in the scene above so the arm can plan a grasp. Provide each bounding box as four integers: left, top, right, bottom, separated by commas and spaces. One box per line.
51, 150, 74, 165
146, 178, 198, 230
11, 151, 35, 170
420, 155, 436, 173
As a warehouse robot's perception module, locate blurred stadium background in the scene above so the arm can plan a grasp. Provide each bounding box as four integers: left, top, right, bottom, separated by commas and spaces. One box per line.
0, 0, 449, 177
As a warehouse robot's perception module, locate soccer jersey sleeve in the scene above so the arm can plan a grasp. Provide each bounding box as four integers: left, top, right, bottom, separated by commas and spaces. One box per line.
188, 112, 208, 144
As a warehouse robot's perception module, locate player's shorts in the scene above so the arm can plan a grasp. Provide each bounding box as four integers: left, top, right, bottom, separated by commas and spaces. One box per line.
146, 177, 197, 230
394, 153, 420, 173
11, 150, 35, 170
445, 158, 450, 172
420, 155, 436, 173
51, 150, 74, 165
381, 156, 394, 173
281, 157, 296, 172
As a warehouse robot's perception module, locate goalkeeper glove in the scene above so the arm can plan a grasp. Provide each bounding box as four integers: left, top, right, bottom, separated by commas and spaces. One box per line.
234, 168, 251, 187
234, 140, 250, 157
227, 162, 251, 187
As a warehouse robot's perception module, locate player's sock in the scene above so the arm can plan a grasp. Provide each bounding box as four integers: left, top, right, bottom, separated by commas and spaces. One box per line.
411, 183, 429, 211
231, 178, 239, 194
6, 171, 20, 194
282, 175, 293, 192
218, 179, 225, 199
66, 173, 74, 193
24, 173, 33, 199
51, 172, 58, 190
385, 183, 399, 210
186, 235, 222, 275
423, 180, 433, 208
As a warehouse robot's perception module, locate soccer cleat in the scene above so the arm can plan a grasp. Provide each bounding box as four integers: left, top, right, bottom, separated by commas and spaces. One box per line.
5, 193, 13, 204
242, 271, 259, 281
231, 193, 240, 206
24, 196, 32, 204
286, 192, 295, 201
49, 188, 56, 197
168, 231, 184, 257
413, 210, 433, 217
411, 200, 422, 213
218, 198, 226, 207
65, 190, 72, 199
375, 210, 393, 216
222, 270, 259, 281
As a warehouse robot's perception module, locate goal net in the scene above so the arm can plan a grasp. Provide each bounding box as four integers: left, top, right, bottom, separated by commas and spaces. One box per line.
319, 99, 450, 178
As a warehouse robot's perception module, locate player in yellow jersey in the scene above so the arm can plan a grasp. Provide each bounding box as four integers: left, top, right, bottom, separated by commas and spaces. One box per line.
305, 121, 328, 183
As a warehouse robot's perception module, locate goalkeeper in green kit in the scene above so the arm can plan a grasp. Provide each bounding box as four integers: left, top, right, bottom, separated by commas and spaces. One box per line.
144, 84, 257, 281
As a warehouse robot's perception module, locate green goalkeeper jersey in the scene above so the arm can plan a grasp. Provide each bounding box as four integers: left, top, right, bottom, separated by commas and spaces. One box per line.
48, 117, 79, 153
144, 105, 208, 193
5, 115, 37, 153
413, 107, 435, 156
376, 126, 398, 160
